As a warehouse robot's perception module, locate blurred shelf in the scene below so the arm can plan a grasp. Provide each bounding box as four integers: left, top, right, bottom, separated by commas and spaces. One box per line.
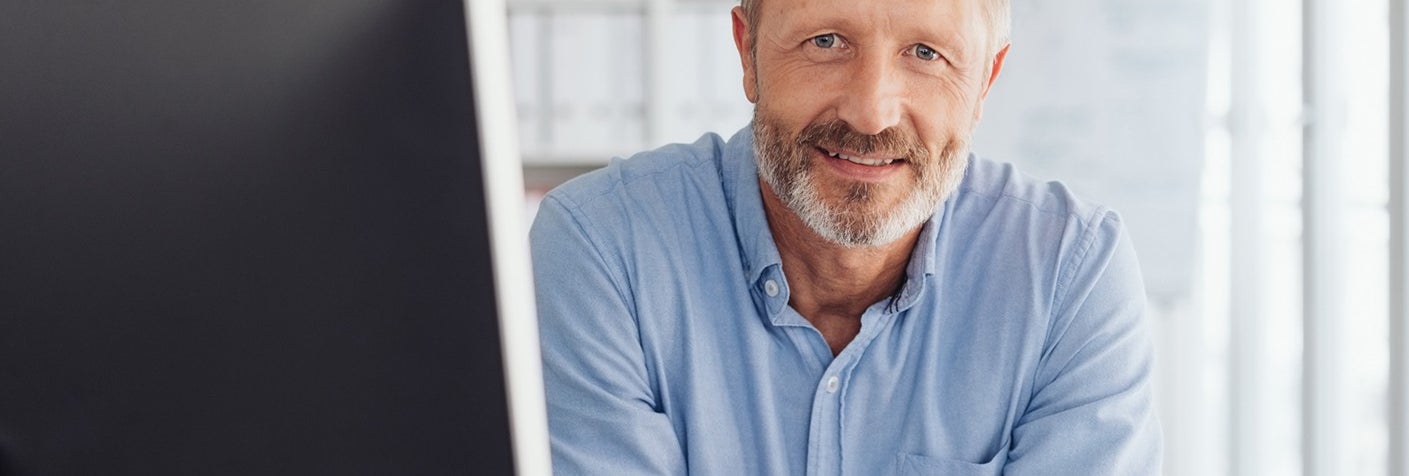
522, 162, 606, 191
520, 149, 634, 167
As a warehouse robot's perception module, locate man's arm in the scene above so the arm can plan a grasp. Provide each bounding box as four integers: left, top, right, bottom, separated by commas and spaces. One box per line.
530, 194, 686, 475
1003, 212, 1162, 474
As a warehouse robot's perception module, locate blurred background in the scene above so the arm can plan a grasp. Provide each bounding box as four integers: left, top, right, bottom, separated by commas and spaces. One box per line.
502, 0, 1407, 474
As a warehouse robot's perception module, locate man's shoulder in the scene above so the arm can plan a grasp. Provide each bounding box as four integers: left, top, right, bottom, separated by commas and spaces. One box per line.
542, 132, 731, 213
530, 131, 746, 290
953, 154, 1117, 230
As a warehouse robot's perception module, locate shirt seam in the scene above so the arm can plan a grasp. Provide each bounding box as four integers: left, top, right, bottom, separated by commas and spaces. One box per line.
1037, 206, 1112, 390
558, 153, 717, 213
953, 186, 1081, 220
542, 193, 638, 326
1050, 206, 1110, 316
1012, 206, 1111, 437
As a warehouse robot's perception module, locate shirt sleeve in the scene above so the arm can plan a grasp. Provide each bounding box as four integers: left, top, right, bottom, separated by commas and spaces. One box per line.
1003, 210, 1163, 475
529, 194, 687, 475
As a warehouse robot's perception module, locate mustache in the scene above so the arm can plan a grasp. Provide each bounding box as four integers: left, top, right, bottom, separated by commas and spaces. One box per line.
793, 120, 928, 160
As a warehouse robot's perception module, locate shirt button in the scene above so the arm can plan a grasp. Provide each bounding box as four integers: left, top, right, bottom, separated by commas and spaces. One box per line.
764, 279, 780, 297
825, 375, 839, 394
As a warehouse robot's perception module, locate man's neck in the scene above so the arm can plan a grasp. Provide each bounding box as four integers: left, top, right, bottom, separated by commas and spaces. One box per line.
760, 180, 920, 355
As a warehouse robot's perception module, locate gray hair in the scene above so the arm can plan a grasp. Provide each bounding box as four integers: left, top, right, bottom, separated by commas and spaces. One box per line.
739, 0, 1010, 57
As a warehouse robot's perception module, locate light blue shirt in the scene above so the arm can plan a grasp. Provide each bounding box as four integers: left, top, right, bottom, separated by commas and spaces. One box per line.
530, 127, 1161, 475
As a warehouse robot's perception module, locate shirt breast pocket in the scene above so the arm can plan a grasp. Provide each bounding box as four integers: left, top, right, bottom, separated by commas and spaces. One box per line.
895, 452, 1003, 476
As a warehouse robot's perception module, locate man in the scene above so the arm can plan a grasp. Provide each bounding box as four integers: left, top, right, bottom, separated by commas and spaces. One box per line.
530, 0, 1162, 473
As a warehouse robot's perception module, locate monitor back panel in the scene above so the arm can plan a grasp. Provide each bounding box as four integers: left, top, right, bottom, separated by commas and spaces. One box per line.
0, 1, 514, 474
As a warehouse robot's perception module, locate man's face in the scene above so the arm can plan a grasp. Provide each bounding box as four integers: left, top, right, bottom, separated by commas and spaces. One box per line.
735, 0, 1007, 247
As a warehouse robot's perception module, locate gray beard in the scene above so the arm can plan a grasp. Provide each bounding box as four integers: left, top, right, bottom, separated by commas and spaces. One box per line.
752, 112, 970, 248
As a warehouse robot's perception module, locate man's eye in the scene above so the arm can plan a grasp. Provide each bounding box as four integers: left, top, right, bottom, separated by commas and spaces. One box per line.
811, 34, 839, 49
913, 44, 940, 61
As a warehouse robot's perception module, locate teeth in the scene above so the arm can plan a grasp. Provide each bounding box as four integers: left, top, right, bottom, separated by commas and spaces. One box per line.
825, 149, 895, 166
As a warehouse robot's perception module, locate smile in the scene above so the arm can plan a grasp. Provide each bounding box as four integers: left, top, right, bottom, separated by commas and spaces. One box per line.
819, 147, 900, 167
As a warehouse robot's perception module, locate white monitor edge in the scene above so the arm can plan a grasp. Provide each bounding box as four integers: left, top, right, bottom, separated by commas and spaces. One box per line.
463, 1, 553, 474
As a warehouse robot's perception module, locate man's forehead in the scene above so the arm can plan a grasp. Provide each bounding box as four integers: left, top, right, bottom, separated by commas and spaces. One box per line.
756, 0, 982, 23
754, 0, 984, 39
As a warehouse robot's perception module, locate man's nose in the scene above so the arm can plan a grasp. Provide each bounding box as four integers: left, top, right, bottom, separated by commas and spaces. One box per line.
836, 55, 904, 136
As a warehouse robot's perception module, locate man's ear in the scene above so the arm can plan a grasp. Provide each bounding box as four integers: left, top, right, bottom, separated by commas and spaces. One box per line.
972, 43, 1010, 123
731, 6, 759, 103
980, 43, 1010, 101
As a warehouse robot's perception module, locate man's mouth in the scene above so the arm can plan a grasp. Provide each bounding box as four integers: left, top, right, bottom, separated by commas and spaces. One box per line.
817, 146, 903, 167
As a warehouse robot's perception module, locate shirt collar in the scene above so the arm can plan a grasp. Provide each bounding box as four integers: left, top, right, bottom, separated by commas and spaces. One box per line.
889, 214, 940, 312
721, 125, 783, 287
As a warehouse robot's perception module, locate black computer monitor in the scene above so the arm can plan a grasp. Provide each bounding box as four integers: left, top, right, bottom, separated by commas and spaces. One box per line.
0, 1, 548, 474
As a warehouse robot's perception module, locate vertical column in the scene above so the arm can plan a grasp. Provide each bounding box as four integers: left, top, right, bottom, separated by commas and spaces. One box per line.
1301, 0, 1346, 473
1390, 0, 1409, 473
1227, 0, 1266, 471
